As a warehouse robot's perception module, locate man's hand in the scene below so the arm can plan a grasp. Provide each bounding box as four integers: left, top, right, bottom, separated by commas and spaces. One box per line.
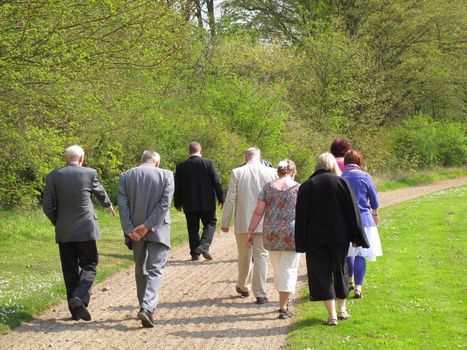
175, 207, 182, 212
133, 224, 149, 236
108, 206, 116, 217
246, 232, 253, 248
221, 227, 229, 233
128, 231, 141, 241
129, 224, 149, 241
219, 203, 224, 210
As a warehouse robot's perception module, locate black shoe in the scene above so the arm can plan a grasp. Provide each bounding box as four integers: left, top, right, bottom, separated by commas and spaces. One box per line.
137, 308, 155, 328
195, 246, 212, 260
236, 286, 250, 297
255, 297, 269, 305
191, 255, 200, 261
69, 297, 91, 321
70, 308, 80, 321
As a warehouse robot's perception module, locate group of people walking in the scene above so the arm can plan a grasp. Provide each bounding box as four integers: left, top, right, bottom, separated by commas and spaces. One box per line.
42, 138, 382, 328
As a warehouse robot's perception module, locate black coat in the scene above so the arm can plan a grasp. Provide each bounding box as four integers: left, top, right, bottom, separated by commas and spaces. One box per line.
174, 156, 224, 212
295, 169, 369, 252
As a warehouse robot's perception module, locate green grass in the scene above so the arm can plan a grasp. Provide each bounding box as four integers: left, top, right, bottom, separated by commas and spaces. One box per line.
375, 166, 467, 192
286, 185, 467, 350
0, 207, 188, 334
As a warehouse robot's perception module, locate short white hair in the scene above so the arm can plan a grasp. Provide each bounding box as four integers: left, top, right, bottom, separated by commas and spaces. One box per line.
315, 152, 341, 176
245, 147, 261, 160
65, 145, 84, 162
140, 150, 160, 164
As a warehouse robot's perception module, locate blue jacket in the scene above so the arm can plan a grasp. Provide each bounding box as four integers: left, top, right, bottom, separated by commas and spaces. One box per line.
342, 166, 379, 227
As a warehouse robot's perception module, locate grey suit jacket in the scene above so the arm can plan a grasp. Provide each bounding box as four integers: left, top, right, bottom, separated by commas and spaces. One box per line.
118, 163, 174, 248
42, 164, 112, 243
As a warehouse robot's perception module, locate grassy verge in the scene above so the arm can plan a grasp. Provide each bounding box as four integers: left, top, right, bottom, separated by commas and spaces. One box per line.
286, 185, 466, 349
374, 166, 467, 192
0, 207, 188, 334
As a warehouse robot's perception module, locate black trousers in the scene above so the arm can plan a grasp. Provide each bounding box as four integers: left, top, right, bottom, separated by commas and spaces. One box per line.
305, 243, 349, 301
58, 241, 98, 313
185, 210, 217, 258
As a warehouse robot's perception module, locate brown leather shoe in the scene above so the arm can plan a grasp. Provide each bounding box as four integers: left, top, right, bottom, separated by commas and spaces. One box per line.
236, 286, 250, 297
195, 246, 212, 260
137, 308, 155, 328
255, 297, 269, 305
69, 297, 91, 321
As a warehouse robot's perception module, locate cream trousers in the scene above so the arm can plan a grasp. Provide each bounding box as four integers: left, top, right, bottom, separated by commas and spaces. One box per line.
235, 233, 269, 298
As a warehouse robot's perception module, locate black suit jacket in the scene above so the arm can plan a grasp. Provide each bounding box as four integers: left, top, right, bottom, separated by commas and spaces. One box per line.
295, 169, 369, 252
174, 156, 224, 212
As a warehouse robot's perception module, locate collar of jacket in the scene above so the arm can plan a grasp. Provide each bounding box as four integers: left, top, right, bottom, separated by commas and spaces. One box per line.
344, 164, 361, 172
310, 169, 332, 179
246, 159, 261, 165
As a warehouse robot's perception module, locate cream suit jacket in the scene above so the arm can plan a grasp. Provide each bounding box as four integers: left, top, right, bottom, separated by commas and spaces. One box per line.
221, 160, 278, 234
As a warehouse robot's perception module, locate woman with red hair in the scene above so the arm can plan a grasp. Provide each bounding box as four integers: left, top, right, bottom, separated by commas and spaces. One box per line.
342, 150, 382, 298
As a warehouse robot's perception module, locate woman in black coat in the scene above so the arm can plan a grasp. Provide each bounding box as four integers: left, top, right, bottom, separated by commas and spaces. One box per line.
295, 152, 369, 326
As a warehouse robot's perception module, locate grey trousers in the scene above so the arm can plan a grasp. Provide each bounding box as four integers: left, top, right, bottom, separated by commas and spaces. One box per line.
132, 240, 169, 313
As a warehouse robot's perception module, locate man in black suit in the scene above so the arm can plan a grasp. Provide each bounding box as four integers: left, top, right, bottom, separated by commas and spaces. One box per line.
174, 142, 224, 261
43, 145, 115, 321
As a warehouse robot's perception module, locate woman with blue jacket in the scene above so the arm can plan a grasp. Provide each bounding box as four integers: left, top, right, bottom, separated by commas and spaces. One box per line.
342, 150, 382, 298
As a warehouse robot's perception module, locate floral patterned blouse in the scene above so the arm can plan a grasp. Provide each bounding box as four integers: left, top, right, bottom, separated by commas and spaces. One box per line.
257, 181, 300, 251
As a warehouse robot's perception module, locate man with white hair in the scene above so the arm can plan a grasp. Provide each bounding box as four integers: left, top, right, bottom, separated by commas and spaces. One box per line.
118, 150, 174, 328
43, 145, 115, 321
221, 147, 277, 304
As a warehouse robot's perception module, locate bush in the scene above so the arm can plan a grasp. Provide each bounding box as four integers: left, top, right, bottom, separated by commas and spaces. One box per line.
390, 114, 466, 169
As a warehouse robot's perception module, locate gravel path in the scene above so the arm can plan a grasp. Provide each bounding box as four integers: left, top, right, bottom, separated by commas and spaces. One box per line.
1, 176, 466, 350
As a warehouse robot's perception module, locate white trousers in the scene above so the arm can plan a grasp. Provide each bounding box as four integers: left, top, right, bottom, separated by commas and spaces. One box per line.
269, 251, 300, 293
235, 233, 269, 298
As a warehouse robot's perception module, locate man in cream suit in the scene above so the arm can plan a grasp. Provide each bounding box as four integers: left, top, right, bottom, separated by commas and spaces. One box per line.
43, 145, 115, 321
118, 150, 174, 328
221, 147, 277, 304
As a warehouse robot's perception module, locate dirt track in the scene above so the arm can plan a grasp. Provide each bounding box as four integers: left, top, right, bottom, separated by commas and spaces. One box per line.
1, 176, 466, 350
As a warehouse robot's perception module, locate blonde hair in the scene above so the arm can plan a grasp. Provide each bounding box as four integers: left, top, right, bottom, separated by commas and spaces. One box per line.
277, 159, 297, 177
315, 152, 341, 176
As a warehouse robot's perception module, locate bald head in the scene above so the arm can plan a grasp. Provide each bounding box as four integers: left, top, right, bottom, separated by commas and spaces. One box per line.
244, 147, 261, 162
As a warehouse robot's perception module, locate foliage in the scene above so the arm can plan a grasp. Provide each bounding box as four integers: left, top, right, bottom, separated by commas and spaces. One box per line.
0, 0, 466, 207
287, 185, 467, 349
390, 114, 467, 169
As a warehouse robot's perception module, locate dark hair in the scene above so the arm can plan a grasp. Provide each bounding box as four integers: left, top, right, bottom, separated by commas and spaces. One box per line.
344, 149, 363, 166
330, 138, 352, 157
189, 141, 201, 154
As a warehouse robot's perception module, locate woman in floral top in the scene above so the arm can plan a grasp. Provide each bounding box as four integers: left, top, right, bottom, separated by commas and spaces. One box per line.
247, 159, 300, 319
